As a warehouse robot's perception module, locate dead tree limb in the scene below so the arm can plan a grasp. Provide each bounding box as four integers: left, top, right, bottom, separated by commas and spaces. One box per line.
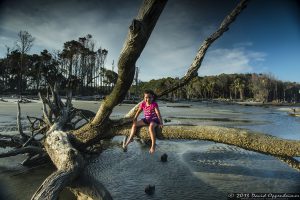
114, 125, 300, 157
23, 126, 48, 147
91, 0, 168, 126
113, 125, 300, 171
157, 0, 248, 97
17, 101, 30, 141
39, 93, 52, 126
125, 0, 249, 118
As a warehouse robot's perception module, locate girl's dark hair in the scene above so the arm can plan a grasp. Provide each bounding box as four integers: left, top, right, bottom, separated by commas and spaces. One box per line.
144, 90, 157, 101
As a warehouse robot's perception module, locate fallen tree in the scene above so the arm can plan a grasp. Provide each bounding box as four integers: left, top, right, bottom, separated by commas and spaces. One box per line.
0, 0, 299, 199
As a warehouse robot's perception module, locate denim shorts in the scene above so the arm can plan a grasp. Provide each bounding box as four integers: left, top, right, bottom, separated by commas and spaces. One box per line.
142, 118, 160, 125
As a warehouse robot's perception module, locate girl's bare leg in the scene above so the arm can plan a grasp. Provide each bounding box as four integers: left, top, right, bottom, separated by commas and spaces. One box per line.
124, 120, 146, 148
148, 122, 158, 154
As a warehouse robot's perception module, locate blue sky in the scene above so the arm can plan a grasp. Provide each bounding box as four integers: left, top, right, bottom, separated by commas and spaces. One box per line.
0, 0, 299, 82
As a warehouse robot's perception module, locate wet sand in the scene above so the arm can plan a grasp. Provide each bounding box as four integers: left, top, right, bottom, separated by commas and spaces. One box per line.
0, 100, 300, 199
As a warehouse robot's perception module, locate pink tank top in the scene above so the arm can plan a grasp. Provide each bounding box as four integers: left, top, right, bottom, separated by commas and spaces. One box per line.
140, 101, 159, 120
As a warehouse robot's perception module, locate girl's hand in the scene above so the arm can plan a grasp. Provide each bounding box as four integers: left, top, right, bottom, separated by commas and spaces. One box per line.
159, 123, 164, 129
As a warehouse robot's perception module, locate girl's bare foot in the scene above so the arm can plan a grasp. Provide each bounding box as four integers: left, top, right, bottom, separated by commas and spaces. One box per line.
149, 147, 155, 154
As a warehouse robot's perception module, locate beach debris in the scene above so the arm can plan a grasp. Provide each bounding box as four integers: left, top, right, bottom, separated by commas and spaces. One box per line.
18, 98, 32, 104
161, 153, 168, 162
145, 184, 155, 195
164, 118, 171, 123
0, 98, 8, 102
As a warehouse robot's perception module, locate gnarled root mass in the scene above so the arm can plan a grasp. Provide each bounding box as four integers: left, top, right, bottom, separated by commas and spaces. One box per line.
31, 131, 85, 200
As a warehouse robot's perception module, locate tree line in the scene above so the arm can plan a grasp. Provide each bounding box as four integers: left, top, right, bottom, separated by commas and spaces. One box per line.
135, 73, 300, 103
0, 31, 118, 96
1, 31, 299, 103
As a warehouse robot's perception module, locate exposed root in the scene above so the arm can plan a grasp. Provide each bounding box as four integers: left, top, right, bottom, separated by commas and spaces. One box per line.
17, 102, 30, 141
39, 93, 53, 126
23, 126, 48, 147
32, 131, 84, 200
32, 169, 79, 200
27, 116, 47, 132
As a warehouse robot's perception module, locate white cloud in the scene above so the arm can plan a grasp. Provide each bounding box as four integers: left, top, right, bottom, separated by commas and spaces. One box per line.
199, 47, 266, 76
0, 0, 136, 59
137, 40, 267, 81
0, 0, 268, 82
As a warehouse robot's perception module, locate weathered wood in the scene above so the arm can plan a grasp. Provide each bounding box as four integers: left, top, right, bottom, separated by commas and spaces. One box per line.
23, 126, 47, 147
17, 101, 30, 141
50, 83, 64, 111
39, 93, 52, 126
113, 125, 300, 158
32, 131, 84, 200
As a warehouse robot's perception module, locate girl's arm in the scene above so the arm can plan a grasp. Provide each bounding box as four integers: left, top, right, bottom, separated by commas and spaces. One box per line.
133, 107, 142, 121
155, 107, 163, 127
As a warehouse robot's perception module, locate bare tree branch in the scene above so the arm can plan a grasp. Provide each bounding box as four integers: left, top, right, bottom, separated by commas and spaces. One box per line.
157, 0, 249, 97
125, 0, 249, 118
39, 93, 52, 126
17, 101, 29, 141
23, 126, 48, 147
91, 0, 168, 126
50, 83, 64, 111
65, 89, 73, 109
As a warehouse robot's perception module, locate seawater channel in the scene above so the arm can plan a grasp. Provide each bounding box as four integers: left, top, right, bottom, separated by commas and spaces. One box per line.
0, 100, 299, 200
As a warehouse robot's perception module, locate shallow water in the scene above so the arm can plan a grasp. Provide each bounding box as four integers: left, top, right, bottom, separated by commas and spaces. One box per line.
0, 101, 299, 199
